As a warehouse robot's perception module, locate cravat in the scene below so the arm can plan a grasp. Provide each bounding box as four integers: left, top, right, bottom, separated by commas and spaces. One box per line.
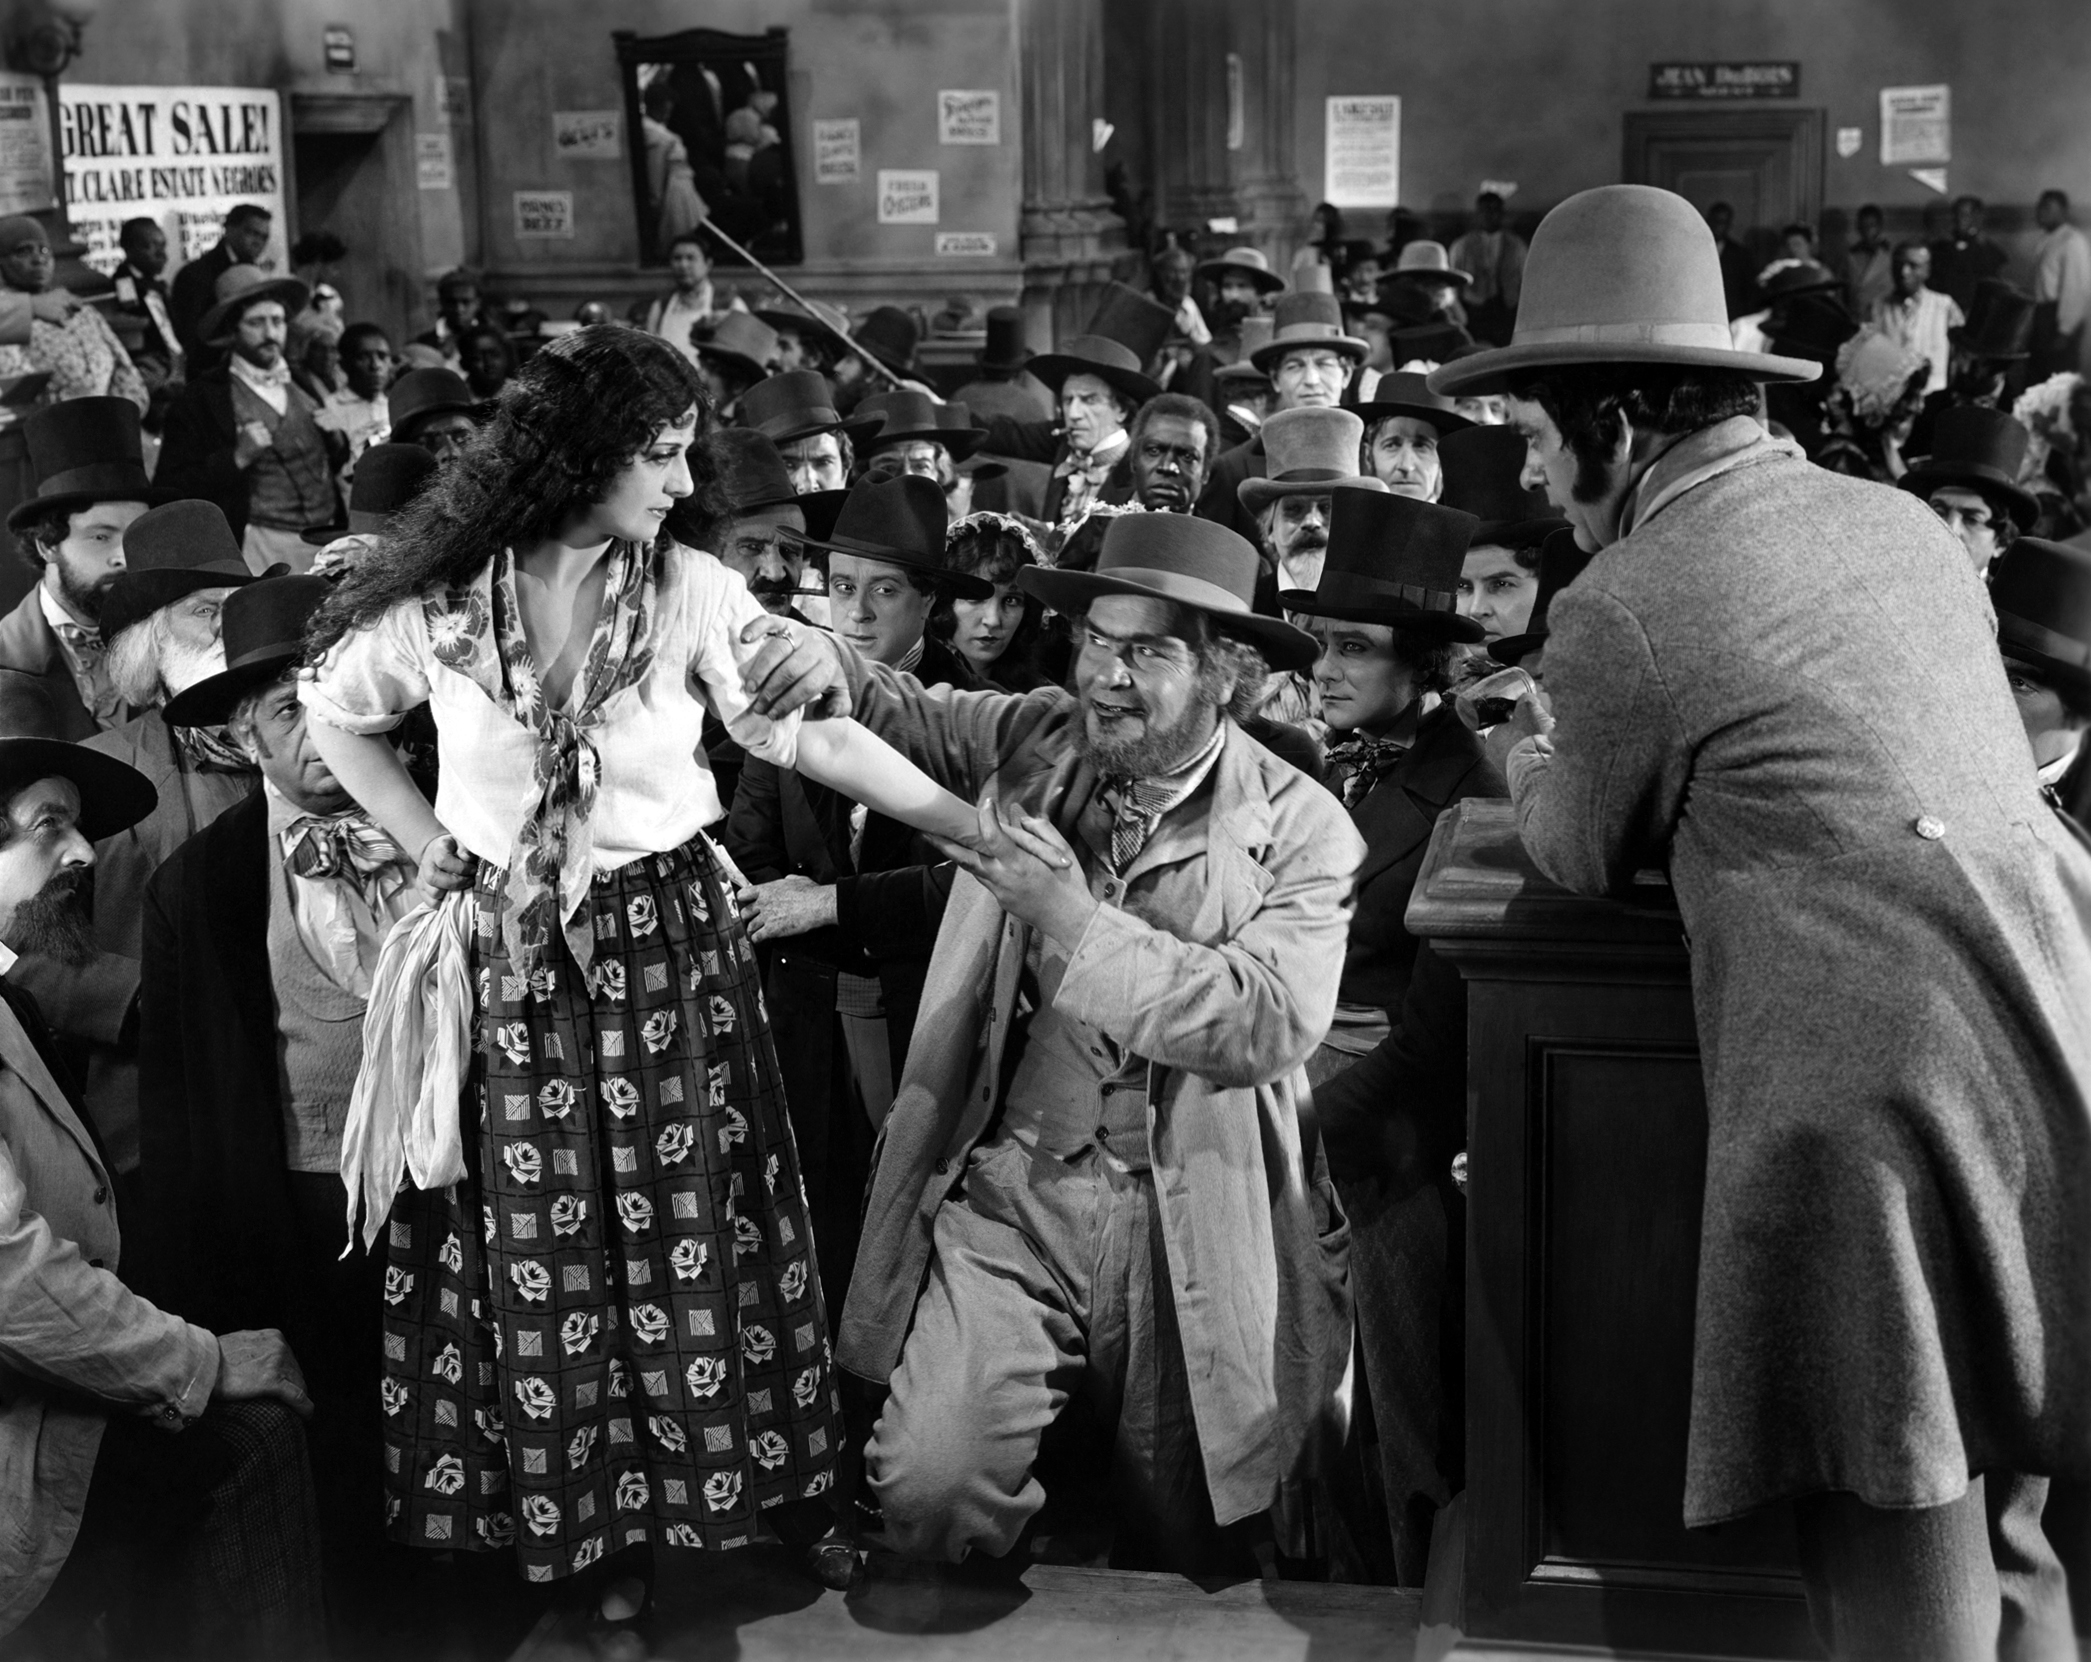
286, 812, 412, 906
1326, 732, 1413, 811
1053, 448, 1117, 524
1102, 775, 1178, 872
48, 617, 120, 727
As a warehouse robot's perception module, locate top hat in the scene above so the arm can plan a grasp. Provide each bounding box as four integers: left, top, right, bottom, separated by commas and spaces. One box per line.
1196, 246, 1286, 296
1085, 283, 1177, 370
1767, 293, 1861, 363
1250, 291, 1372, 373
693, 313, 780, 383
1989, 537, 2091, 704
978, 305, 1033, 372
856, 389, 987, 459
1278, 488, 1486, 643
1240, 406, 1385, 512
1027, 335, 1161, 409
1951, 279, 2038, 361
1352, 371, 1475, 438
855, 306, 920, 376
163, 574, 332, 728
800, 474, 993, 598
7, 398, 173, 531
102, 500, 260, 644
304, 442, 441, 545
1899, 406, 2039, 530
197, 264, 312, 348
1757, 260, 1845, 306
1438, 425, 1565, 548
0, 736, 155, 840
706, 428, 803, 516
1390, 241, 1472, 291
737, 369, 882, 448
1387, 321, 1475, 368
1430, 185, 1821, 397
1490, 525, 1595, 666
1021, 511, 1317, 672
753, 299, 851, 362
387, 368, 478, 440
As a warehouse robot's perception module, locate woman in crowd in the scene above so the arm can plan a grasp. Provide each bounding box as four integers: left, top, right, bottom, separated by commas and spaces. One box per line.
934, 511, 1050, 691
299, 326, 979, 1599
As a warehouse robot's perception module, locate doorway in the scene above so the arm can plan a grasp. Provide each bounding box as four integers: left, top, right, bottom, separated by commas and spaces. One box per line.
290, 93, 422, 345
1622, 108, 1826, 271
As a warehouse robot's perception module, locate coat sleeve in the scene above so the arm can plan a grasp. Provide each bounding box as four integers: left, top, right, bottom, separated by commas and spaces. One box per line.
1314, 939, 1468, 1194
833, 861, 955, 962
134, 863, 196, 1318
721, 755, 790, 884
7, 949, 138, 1048
154, 385, 244, 519
1511, 581, 1691, 897
981, 414, 1060, 464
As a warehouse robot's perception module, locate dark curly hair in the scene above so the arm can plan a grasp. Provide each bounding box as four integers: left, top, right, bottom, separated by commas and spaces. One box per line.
308, 326, 724, 657
930, 513, 1047, 683
1505, 365, 1762, 505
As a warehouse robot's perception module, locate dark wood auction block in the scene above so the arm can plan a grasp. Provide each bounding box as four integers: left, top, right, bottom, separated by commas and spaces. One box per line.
1409, 800, 1820, 1661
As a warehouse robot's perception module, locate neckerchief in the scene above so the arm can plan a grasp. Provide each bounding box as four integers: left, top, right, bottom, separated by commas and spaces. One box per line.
1099, 721, 1226, 873
174, 719, 256, 774
1326, 731, 1413, 811
285, 810, 413, 908
42, 595, 120, 728
423, 542, 659, 974
1053, 428, 1130, 525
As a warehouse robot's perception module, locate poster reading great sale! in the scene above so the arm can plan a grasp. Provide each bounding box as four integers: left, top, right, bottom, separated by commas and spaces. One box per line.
59, 85, 287, 275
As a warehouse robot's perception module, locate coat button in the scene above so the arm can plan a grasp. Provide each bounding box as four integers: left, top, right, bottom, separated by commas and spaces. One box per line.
92, 1186, 108, 1205
1095, 1125, 1111, 1141
1914, 815, 1946, 840
933, 1158, 949, 1175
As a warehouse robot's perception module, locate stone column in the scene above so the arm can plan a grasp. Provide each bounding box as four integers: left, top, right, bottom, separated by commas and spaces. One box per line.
1228, 0, 1309, 265
1149, 0, 1237, 233
1019, 0, 1131, 346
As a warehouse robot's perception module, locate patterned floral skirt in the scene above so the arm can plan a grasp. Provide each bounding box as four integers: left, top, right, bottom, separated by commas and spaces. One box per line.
377, 835, 839, 1581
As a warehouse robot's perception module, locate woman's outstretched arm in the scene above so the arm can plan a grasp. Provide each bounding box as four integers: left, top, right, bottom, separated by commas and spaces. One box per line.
789, 717, 988, 849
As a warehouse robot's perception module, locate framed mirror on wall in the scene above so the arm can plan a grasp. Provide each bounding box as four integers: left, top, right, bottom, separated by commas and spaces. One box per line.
613, 26, 804, 268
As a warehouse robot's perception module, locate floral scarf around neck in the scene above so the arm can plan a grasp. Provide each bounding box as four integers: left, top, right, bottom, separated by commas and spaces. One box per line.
423, 540, 660, 975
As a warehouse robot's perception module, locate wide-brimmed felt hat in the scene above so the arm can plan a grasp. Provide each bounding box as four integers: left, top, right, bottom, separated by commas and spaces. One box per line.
1250, 291, 1371, 374
0, 736, 155, 840
1215, 358, 1273, 390
1278, 487, 1485, 643
1027, 335, 1160, 409
855, 306, 919, 376
1352, 371, 1475, 437
1438, 425, 1565, 548
8, 398, 173, 531
1388, 321, 1474, 368
705, 427, 804, 516
163, 574, 332, 728
1989, 536, 2091, 704
1490, 525, 1595, 666
1899, 406, 2039, 530
856, 389, 987, 459
1767, 293, 1860, 363
1021, 510, 1317, 672
1195, 246, 1286, 296
799, 474, 993, 598
1429, 185, 1822, 397
978, 305, 1033, 372
693, 312, 780, 383
737, 369, 882, 448
1365, 282, 1442, 330
1951, 278, 2037, 361
198, 264, 311, 348
303, 443, 439, 545
795, 488, 849, 546
1240, 406, 1385, 512
1391, 241, 1472, 291
941, 407, 1007, 479
387, 368, 478, 439
752, 299, 851, 361
102, 500, 260, 644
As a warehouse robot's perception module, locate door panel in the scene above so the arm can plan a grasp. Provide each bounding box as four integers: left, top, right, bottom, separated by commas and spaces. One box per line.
1623, 109, 1825, 269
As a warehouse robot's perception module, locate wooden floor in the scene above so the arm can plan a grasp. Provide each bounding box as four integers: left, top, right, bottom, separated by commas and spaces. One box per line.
511, 1546, 1424, 1662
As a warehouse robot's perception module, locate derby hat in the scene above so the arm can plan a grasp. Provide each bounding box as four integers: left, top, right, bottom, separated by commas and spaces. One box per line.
102, 499, 260, 644
752, 298, 851, 361
692, 312, 780, 383
800, 474, 992, 598
1021, 510, 1317, 672
1027, 335, 1161, 409
387, 368, 478, 440
1390, 241, 1472, 291
1951, 278, 2038, 361
1387, 321, 1475, 367
707, 428, 804, 516
1240, 406, 1386, 512
1438, 425, 1565, 548
0, 736, 155, 841
1250, 290, 1371, 374
1195, 245, 1287, 296
856, 389, 987, 460
978, 305, 1033, 372
7, 397, 172, 531
737, 369, 882, 448
1278, 488, 1485, 643
304, 442, 440, 545
1490, 525, 1595, 666
1989, 536, 2091, 704
1899, 406, 2039, 530
1429, 185, 1821, 397
163, 574, 332, 728
1352, 371, 1475, 437
197, 264, 311, 348
855, 306, 920, 376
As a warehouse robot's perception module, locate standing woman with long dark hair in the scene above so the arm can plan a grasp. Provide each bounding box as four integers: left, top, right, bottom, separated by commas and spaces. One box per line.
298, 327, 978, 1594
932, 511, 1050, 691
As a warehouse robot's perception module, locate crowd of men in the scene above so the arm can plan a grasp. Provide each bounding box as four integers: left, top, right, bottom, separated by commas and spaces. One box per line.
0, 172, 2084, 1662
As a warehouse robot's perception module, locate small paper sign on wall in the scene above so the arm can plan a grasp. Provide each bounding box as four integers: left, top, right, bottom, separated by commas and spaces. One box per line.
936, 231, 996, 257
513, 190, 573, 238
937, 91, 999, 146
1879, 85, 1950, 167
877, 169, 939, 225
814, 119, 859, 184
416, 132, 452, 191
553, 111, 621, 161
1324, 95, 1400, 208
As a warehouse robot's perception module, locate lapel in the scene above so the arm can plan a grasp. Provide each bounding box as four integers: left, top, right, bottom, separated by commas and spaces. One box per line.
0, 992, 103, 1180
203, 794, 280, 1060
780, 770, 847, 880
1349, 705, 1490, 891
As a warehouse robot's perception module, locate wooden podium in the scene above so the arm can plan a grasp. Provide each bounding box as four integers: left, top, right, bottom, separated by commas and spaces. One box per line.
1410, 801, 1821, 1661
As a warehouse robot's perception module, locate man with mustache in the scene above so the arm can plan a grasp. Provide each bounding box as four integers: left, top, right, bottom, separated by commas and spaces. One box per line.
1241, 406, 1386, 596
0, 399, 171, 739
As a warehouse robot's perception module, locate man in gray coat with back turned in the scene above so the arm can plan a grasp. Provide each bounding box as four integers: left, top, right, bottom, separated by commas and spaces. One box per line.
1435, 184, 2091, 1660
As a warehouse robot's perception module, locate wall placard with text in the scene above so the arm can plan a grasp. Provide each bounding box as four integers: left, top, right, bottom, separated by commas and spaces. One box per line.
878, 169, 939, 225
1324, 95, 1400, 207
937, 90, 999, 146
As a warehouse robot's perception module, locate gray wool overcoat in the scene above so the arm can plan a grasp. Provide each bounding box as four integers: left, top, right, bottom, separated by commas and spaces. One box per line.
1513, 417, 2091, 1529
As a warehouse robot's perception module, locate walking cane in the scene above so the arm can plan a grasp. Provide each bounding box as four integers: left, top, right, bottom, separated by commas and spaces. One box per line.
699, 218, 909, 389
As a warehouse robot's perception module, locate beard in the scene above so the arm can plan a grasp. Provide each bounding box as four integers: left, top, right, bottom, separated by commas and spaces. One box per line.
160, 634, 225, 696
10, 869, 95, 966
1074, 683, 1220, 778
53, 557, 119, 624
1208, 296, 1250, 335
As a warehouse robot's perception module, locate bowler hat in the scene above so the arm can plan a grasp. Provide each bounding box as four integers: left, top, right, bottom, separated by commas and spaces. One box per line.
102, 500, 260, 644
856, 389, 987, 459
304, 443, 439, 545
1951, 279, 2038, 361
163, 574, 332, 728
1250, 291, 1371, 374
1021, 511, 1317, 672
737, 369, 882, 448
706, 428, 804, 516
1438, 425, 1565, 548
1988, 536, 2091, 705
1429, 185, 1821, 397
1027, 336, 1160, 410
752, 299, 851, 362
1490, 525, 1596, 666
7, 397, 171, 532
978, 305, 1033, 372
0, 736, 155, 840
800, 474, 993, 598
1240, 407, 1385, 512
197, 264, 311, 348
1899, 406, 2039, 530
1352, 371, 1474, 438
1390, 241, 1472, 291
1195, 246, 1286, 296
855, 306, 919, 376
387, 368, 478, 440
1277, 488, 1485, 643
693, 313, 780, 384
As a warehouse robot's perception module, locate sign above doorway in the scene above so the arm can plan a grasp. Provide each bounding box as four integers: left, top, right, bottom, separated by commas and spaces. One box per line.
1647, 62, 1800, 101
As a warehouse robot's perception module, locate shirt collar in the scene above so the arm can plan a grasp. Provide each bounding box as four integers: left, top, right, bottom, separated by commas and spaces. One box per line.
229, 350, 292, 394
2039, 749, 2077, 788
37, 582, 88, 639
0, 939, 18, 976
1074, 427, 1130, 467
